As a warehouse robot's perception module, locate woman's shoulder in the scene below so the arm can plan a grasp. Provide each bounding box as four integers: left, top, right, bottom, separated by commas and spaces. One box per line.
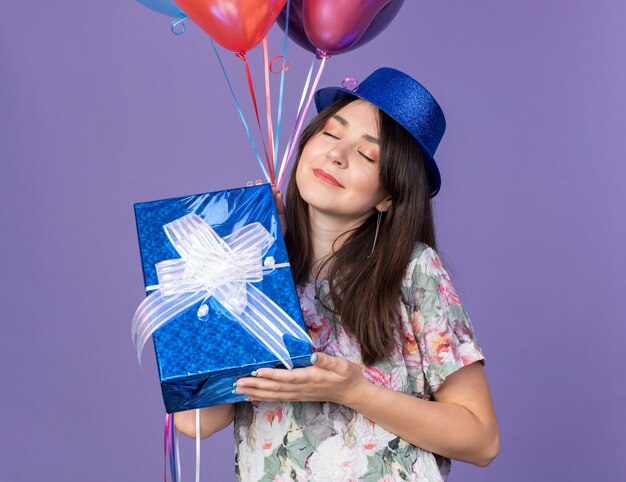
403, 242, 447, 291
408, 242, 443, 271
410, 242, 433, 261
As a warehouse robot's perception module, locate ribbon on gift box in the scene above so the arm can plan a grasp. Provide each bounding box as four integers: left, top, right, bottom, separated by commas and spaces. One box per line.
132, 213, 311, 368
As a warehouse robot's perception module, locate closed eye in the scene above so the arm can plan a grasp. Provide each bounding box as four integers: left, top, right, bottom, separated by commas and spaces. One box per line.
322, 131, 340, 139
358, 151, 375, 162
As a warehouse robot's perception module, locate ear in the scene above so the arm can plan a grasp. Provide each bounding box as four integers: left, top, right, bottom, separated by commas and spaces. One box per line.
375, 195, 392, 212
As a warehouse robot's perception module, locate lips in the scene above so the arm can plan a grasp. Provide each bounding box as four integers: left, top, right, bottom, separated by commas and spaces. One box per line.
313, 169, 344, 188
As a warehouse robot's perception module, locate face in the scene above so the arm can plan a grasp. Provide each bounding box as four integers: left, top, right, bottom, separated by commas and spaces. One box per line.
295, 100, 391, 223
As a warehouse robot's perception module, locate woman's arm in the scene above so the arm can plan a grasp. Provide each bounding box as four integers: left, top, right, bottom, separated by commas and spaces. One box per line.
234, 353, 499, 467
345, 360, 499, 467
174, 404, 235, 439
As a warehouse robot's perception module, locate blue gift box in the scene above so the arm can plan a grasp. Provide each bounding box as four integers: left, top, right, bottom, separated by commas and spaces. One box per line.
133, 184, 312, 413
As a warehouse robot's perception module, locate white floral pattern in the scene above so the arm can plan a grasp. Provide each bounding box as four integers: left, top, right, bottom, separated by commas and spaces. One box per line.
235, 244, 484, 481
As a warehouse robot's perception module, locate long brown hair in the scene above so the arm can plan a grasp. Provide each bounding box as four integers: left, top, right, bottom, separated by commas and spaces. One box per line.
285, 96, 437, 365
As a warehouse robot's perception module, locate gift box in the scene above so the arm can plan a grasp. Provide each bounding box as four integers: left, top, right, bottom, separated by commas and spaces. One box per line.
133, 184, 312, 413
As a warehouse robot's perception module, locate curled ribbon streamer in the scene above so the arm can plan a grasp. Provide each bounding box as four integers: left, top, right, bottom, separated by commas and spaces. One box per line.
170, 17, 188, 36
270, 56, 290, 74
341, 77, 359, 91
132, 214, 311, 368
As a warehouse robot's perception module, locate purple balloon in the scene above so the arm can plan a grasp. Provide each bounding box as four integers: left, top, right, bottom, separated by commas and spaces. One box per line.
277, 0, 404, 55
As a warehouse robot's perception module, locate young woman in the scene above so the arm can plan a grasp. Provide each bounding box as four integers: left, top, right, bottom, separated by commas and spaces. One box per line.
175, 67, 500, 481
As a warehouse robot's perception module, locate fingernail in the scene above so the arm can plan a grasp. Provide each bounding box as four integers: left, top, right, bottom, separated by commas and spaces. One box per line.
231, 389, 236, 394
311, 353, 318, 364
232, 381, 237, 387
251, 370, 258, 377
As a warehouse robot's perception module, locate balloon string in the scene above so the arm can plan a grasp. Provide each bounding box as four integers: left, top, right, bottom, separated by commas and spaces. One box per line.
168, 415, 172, 481
175, 426, 181, 481
195, 409, 201, 482
171, 414, 177, 482
210, 40, 271, 183
236, 52, 274, 182
273, 0, 291, 175
164, 413, 179, 482
262, 39, 276, 175
275, 58, 315, 190
277, 55, 328, 189
164, 414, 168, 482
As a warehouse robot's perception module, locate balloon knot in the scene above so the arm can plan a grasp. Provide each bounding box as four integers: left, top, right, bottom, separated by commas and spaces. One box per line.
314, 49, 331, 60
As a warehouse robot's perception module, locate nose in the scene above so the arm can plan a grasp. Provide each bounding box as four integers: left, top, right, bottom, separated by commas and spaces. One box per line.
327, 144, 348, 167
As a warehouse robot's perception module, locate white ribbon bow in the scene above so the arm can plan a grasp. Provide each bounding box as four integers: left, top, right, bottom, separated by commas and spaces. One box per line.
132, 214, 311, 368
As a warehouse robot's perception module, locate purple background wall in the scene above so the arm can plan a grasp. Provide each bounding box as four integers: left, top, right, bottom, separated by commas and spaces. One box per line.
1, 1, 624, 481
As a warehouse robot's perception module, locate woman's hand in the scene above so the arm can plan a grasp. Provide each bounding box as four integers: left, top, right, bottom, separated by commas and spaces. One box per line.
234, 353, 370, 405
247, 180, 287, 236
271, 184, 287, 237
236, 355, 499, 466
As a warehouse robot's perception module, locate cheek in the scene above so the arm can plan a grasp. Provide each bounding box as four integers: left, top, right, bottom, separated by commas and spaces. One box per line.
294, 159, 308, 191
352, 169, 384, 198
294, 145, 313, 178
294, 142, 322, 190
294, 158, 316, 204
299, 138, 321, 163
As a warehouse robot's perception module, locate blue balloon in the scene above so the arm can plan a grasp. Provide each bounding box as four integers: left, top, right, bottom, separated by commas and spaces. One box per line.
136, 0, 186, 18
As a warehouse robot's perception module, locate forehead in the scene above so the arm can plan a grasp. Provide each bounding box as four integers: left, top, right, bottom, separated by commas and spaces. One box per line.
331, 100, 380, 136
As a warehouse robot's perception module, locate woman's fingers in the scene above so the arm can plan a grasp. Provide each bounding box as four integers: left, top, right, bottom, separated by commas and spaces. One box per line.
244, 181, 287, 235
237, 355, 357, 389
251, 365, 314, 383
235, 374, 327, 402
235, 372, 309, 402
271, 184, 288, 236
251, 354, 353, 381
312, 352, 356, 378
239, 387, 301, 402
234, 356, 365, 404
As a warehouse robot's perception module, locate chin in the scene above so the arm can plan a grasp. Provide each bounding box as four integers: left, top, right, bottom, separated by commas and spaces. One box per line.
300, 189, 337, 214
297, 172, 329, 203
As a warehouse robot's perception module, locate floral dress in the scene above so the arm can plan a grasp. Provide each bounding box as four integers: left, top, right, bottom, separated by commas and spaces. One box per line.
234, 244, 485, 482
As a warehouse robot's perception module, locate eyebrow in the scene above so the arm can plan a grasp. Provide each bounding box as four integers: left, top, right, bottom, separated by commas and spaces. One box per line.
331, 115, 380, 145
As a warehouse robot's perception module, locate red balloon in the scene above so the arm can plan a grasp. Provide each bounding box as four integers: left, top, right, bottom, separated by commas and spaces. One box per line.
175, 0, 286, 52
302, 0, 395, 54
